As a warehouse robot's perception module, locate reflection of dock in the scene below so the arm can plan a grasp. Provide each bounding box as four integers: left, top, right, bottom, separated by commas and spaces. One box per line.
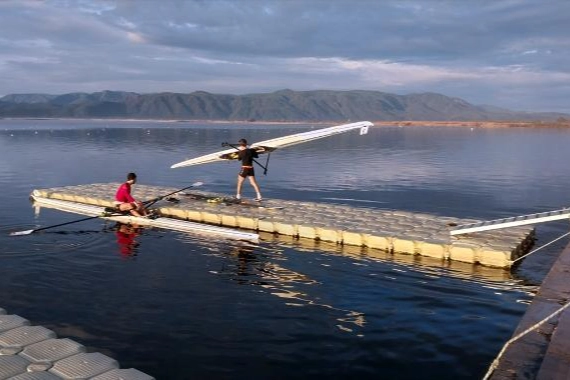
263, 232, 525, 284
31, 183, 535, 268
0, 307, 153, 379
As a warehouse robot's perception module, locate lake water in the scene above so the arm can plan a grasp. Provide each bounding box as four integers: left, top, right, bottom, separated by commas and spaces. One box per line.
1, 119, 570, 379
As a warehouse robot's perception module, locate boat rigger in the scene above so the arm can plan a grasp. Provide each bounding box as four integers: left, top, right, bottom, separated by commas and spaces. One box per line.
29, 193, 260, 243
450, 207, 570, 235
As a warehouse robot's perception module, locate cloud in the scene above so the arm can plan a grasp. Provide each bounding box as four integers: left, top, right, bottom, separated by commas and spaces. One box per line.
0, 0, 569, 113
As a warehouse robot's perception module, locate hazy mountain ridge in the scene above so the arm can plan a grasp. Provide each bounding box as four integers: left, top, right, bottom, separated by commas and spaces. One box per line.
0, 89, 567, 121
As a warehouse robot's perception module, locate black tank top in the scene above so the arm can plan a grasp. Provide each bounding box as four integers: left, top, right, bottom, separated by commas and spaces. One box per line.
238, 148, 258, 166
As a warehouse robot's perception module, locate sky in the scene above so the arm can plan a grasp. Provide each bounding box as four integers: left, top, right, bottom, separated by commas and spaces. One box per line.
0, 0, 569, 113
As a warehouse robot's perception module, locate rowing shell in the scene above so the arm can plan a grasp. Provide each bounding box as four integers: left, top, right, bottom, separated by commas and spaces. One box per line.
31, 195, 259, 242
170, 121, 372, 169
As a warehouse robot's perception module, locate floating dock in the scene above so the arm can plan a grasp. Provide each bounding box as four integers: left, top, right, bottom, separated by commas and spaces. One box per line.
0, 307, 153, 379
31, 183, 535, 268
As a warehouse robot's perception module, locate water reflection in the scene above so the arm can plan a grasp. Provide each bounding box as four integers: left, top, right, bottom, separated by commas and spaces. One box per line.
112, 223, 141, 259
264, 233, 538, 296
207, 242, 368, 334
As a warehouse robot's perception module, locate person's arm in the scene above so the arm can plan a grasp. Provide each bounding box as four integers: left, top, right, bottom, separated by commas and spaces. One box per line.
126, 188, 138, 205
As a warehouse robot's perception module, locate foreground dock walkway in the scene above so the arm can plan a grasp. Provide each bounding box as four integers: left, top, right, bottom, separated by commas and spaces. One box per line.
488, 240, 570, 379
0, 307, 154, 379
32, 183, 535, 268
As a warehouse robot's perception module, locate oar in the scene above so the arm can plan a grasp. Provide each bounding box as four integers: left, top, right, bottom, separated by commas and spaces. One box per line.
10, 181, 204, 236
142, 181, 203, 208
10, 210, 122, 236
221, 142, 269, 175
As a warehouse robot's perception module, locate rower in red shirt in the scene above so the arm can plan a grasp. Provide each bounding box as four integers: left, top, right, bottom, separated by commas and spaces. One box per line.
115, 172, 148, 217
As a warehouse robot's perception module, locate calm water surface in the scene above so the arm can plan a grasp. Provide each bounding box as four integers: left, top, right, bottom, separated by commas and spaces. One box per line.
1, 119, 570, 379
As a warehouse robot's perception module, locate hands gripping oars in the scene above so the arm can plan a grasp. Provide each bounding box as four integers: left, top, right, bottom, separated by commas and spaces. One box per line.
9, 181, 203, 236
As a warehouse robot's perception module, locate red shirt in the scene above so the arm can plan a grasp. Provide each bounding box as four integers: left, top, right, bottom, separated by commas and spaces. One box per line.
115, 182, 136, 203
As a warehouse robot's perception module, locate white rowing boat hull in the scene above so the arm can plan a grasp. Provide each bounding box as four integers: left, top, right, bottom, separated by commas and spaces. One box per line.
170, 121, 373, 169
31, 195, 259, 242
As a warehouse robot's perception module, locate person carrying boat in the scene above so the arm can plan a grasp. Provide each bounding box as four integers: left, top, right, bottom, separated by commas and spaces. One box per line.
236, 139, 263, 202
115, 172, 148, 217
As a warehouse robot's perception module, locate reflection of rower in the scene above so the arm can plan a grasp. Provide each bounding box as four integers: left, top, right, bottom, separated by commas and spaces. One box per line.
115, 223, 141, 258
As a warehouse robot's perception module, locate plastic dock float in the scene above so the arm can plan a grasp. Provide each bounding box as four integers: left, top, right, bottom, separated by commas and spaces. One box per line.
0, 307, 154, 379
30, 183, 536, 268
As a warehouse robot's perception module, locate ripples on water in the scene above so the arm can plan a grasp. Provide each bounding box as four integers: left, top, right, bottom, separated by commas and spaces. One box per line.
1, 120, 569, 378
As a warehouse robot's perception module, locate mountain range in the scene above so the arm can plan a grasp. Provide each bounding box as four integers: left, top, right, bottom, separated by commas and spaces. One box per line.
0, 89, 567, 121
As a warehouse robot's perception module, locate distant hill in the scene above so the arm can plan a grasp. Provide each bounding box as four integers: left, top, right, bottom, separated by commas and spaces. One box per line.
0, 89, 567, 121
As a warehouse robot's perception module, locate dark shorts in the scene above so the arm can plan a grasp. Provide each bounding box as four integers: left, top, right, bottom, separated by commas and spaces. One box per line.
239, 166, 255, 177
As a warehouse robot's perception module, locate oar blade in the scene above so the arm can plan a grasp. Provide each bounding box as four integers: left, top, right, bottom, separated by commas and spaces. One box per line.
9, 229, 34, 236
192, 181, 204, 187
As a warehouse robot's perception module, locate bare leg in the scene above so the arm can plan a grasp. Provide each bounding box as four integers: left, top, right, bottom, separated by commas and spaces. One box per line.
118, 203, 142, 217
248, 176, 262, 199
118, 202, 147, 217
236, 175, 246, 198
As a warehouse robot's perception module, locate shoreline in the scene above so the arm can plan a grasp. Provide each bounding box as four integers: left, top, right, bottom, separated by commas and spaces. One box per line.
1, 117, 569, 129
373, 120, 570, 128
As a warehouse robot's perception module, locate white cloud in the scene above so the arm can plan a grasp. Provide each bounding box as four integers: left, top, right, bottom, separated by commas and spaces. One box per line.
117, 17, 137, 30
126, 32, 146, 44
288, 58, 479, 86
0, 37, 53, 49
0, 0, 568, 113
76, 0, 116, 15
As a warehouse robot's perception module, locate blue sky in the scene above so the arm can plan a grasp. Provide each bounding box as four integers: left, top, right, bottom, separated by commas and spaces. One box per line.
1, 0, 569, 113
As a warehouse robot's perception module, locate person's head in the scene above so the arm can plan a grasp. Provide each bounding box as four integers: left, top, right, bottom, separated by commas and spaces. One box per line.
127, 172, 137, 184
238, 138, 247, 147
